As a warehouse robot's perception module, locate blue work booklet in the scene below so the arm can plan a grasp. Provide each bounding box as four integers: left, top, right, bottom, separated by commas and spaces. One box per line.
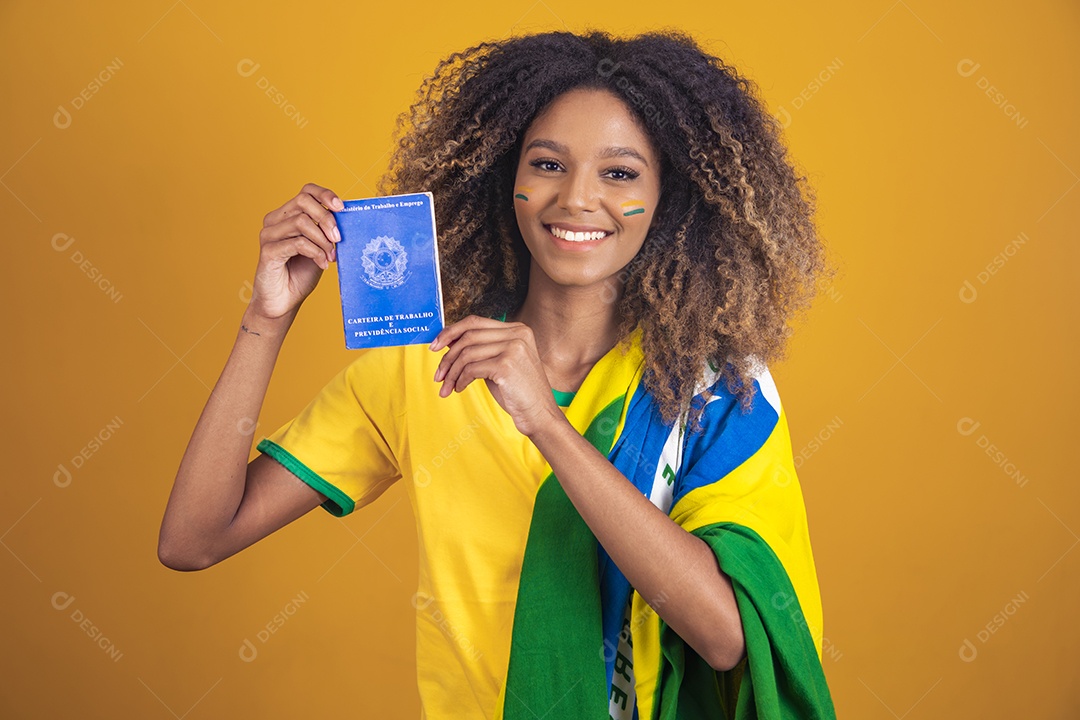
333, 191, 445, 349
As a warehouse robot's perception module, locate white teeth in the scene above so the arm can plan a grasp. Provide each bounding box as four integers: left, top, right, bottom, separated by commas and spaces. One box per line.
548, 225, 609, 242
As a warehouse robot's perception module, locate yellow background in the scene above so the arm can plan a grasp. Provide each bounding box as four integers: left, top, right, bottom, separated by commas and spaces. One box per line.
3, 0, 1077, 717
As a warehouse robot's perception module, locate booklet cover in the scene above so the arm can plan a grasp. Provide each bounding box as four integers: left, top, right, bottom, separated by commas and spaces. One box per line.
333, 191, 445, 349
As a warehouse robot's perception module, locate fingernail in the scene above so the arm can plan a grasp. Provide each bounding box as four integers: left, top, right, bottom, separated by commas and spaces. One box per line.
333, 197, 344, 211
429, 338, 439, 351
333, 225, 341, 242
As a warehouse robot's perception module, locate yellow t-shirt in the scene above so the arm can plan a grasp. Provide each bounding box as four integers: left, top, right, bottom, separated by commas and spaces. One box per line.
257, 327, 835, 719
256, 335, 638, 718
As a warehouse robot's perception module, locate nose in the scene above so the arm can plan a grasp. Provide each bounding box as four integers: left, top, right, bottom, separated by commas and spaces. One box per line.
557, 167, 601, 214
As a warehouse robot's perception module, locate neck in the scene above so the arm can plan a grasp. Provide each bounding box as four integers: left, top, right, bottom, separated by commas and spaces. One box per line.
509, 263, 624, 373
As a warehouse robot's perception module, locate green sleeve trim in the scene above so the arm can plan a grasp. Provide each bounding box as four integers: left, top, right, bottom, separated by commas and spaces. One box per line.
256, 438, 355, 517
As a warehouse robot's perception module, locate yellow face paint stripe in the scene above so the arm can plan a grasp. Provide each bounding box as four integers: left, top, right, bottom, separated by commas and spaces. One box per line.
621, 199, 645, 216
514, 186, 533, 201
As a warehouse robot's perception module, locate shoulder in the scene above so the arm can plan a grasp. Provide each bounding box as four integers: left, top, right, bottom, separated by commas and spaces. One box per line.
678, 354, 785, 471
692, 353, 783, 422
672, 354, 795, 509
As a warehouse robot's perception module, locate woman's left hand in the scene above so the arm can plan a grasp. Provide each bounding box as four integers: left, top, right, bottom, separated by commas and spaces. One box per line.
430, 315, 562, 437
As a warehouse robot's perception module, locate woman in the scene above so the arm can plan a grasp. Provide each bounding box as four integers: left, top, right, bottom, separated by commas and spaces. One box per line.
159, 28, 837, 719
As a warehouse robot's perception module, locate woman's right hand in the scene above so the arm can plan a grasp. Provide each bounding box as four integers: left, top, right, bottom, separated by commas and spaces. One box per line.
249, 183, 344, 321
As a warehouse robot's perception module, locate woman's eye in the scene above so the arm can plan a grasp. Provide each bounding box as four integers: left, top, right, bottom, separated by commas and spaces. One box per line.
607, 167, 640, 181
530, 159, 562, 172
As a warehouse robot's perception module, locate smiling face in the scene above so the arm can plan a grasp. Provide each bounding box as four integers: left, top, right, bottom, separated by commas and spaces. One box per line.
512, 86, 662, 294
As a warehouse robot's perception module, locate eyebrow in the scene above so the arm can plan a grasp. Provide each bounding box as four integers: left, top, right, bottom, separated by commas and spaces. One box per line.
523, 138, 650, 168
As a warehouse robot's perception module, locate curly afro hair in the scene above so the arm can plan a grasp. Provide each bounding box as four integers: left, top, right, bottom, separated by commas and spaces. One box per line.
376, 28, 836, 430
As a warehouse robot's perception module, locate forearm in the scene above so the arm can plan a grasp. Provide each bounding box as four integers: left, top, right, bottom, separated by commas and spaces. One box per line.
159, 306, 295, 561
529, 413, 745, 671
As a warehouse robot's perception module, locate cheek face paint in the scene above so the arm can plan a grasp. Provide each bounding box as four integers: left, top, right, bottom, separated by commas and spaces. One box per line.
621, 199, 645, 216
514, 186, 532, 201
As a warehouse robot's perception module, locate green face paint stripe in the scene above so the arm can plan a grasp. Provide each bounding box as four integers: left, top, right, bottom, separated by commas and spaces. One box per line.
622, 207, 645, 216
514, 193, 529, 201
501, 395, 626, 719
